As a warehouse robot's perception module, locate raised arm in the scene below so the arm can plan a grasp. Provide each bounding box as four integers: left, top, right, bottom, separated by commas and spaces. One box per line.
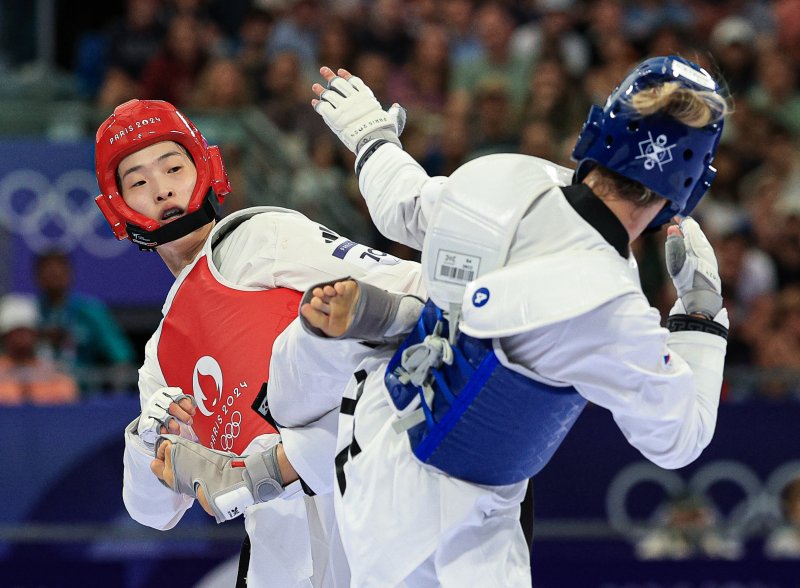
311, 66, 446, 249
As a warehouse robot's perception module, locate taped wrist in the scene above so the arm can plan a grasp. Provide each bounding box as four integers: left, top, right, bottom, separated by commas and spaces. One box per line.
667, 314, 728, 340
243, 444, 284, 503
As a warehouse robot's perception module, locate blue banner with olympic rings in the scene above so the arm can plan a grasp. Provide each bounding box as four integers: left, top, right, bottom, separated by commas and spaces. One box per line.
0, 139, 175, 305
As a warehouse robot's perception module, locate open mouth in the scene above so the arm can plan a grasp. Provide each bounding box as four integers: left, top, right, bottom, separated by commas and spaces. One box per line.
161, 207, 184, 222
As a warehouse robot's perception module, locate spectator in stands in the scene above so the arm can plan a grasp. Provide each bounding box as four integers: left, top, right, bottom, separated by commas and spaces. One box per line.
234, 5, 274, 98
356, 0, 414, 66
753, 286, 800, 400
748, 49, 800, 136
316, 17, 356, 80
443, 0, 482, 67
421, 115, 472, 176
34, 250, 135, 394
511, 0, 589, 78
622, 0, 693, 44
635, 493, 742, 560
259, 50, 307, 134
0, 294, 77, 405
774, 0, 800, 64
387, 22, 451, 125
766, 475, 800, 558
140, 13, 209, 106
583, 34, 640, 106
190, 57, 252, 111
715, 226, 778, 328
521, 58, 588, 143
266, 0, 322, 75
466, 76, 518, 159
451, 1, 533, 118
709, 16, 759, 97
518, 118, 559, 161
97, 0, 165, 109
288, 135, 368, 243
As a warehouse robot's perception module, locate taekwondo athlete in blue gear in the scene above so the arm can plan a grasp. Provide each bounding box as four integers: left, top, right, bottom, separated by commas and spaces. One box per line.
306, 55, 731, 587
382, 55, 728, 486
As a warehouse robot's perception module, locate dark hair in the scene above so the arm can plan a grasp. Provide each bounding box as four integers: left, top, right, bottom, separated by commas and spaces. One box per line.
34, 249, 71, 272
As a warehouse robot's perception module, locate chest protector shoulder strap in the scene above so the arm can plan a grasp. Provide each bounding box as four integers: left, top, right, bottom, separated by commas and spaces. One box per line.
158, 255, 301, 454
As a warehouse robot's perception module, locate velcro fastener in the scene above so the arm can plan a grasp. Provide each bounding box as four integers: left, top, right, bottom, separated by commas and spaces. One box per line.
666, 314, 728, 339
243, 446, 284, 503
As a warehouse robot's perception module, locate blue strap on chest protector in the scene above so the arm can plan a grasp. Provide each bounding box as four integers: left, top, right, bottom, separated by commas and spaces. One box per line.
385, 300, 588, 486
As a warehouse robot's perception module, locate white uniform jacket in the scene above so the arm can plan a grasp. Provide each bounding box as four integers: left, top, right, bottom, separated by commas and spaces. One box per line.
355, 143, 727, 471
122, 207, 424, 586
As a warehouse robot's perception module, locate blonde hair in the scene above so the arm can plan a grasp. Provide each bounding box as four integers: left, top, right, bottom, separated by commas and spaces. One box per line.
629, 81, 729, 128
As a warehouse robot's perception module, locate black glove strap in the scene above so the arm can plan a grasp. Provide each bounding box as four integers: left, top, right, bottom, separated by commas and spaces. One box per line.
667, 314, 728, 340
355, 139, 390, 178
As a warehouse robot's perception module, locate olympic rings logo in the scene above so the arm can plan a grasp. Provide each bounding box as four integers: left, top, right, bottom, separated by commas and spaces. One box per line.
220, 411, 242, 451
606, 460, 800, 540
0, 169, 127, 258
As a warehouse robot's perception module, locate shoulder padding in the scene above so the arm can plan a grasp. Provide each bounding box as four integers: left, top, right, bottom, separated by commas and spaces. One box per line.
460, 250, 641, 338
422, 155, 573, 309
447, 154, 573, 195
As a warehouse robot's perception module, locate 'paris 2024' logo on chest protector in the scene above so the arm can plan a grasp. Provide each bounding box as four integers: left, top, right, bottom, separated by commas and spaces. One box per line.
157, 256, 302, 454
190, 354, 248, 451
193, 355, 223, 416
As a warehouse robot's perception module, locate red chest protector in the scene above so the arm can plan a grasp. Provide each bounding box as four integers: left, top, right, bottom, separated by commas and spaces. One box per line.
158, 256, 302, 454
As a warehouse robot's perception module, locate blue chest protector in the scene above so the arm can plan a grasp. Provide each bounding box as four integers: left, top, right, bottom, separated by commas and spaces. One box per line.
385, 301, 587, 486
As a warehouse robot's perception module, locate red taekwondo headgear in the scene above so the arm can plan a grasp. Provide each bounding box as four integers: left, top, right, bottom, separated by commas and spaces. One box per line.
95, 99, 231, 250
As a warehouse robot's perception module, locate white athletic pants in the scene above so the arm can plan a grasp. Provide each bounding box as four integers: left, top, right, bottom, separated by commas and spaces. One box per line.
334, 360, 531, 588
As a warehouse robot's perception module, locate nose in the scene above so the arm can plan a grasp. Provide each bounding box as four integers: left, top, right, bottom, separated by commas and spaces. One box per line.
154, 180, 174, 202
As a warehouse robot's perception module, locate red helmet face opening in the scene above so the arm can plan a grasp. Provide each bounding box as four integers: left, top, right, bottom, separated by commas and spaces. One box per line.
94, 99, 231, 244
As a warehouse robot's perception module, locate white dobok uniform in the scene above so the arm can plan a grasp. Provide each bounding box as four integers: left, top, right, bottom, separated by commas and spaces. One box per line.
121, 207, 424, 587
328, 144, 727, 587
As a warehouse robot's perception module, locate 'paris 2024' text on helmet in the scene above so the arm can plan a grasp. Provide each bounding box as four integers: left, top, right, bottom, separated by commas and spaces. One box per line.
94, 99, 231, 249
572, 55, 725, 229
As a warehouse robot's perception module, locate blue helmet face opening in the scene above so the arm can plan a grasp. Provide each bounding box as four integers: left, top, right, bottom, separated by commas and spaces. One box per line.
571, 55, 725, 229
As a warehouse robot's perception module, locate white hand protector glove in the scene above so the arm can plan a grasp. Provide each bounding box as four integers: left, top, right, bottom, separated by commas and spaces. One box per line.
155, 434, 284, 523
665, 217, 723, 319
314, 74, 405, 153
137, 387, 197, 453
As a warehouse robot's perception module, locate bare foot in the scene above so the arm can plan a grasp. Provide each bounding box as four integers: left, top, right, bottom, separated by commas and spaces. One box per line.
300, 280, 360, 338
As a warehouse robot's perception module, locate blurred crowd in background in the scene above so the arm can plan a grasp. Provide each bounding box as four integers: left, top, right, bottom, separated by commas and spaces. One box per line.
2, 0, 800, 404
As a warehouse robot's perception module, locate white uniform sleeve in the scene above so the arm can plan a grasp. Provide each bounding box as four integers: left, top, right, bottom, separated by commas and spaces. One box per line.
122, 330, 193, 529
356, 141, 446, 250
500, 293, 725, 469
213, 211, 427, 495
268, 320, 383, 495
213, 210, 426, 297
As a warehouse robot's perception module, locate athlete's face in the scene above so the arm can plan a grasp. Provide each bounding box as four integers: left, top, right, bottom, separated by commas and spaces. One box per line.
118, 141, 197, 225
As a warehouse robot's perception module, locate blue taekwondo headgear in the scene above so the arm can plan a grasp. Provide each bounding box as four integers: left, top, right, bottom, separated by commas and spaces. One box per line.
571, 55, 725, 229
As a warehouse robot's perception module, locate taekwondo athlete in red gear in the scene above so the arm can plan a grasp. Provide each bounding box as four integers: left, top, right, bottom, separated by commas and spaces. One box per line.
95, 99, 424, 587
305, 56, 731, 586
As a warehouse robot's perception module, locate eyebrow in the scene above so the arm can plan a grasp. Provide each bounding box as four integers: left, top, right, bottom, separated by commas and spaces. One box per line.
120, 151, 185, 182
